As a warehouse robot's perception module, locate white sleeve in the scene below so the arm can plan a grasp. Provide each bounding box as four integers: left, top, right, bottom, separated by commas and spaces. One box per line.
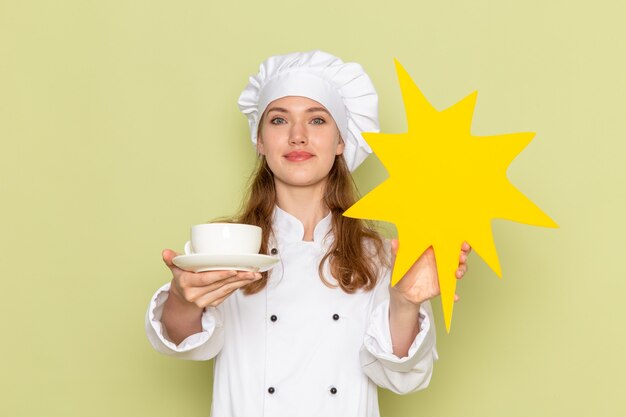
360, 266, 439, 394
145, 282, 225, 361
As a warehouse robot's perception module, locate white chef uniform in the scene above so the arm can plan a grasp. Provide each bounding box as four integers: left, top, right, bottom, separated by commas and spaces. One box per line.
145, 205, 438, 417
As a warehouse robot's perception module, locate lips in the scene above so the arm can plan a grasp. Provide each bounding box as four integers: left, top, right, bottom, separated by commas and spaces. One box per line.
284, 151, 314, 162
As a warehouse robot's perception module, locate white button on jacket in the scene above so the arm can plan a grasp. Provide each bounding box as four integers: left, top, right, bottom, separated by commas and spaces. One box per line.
146, 206, 438, 417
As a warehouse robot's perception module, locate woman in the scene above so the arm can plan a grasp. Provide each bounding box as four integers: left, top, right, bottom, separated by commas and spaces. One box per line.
145, 50, 470, 417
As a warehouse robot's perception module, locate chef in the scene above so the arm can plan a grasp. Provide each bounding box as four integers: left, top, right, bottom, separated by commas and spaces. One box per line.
145, 50, 470, 417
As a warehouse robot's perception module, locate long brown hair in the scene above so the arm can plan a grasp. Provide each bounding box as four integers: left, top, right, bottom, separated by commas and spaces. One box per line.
233, 153, 389, 295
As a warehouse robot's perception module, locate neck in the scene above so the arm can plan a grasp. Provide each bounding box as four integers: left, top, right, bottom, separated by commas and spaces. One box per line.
275, 180, 329, 241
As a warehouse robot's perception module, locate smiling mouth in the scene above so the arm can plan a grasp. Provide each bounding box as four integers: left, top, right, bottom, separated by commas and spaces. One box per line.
284, 152, 314, 162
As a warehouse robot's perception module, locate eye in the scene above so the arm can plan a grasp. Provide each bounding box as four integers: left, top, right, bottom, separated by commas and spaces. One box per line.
311, 117, 326, 125
270, 117, 286, 125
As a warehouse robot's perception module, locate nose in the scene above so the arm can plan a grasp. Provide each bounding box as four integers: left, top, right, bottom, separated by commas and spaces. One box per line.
289, 121, 308, 146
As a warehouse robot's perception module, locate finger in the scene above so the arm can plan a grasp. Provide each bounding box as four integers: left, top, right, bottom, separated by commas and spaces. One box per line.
162, 249, 183, 271
177, 270, 236, 297
208, 280, 254, 306
194, 270, 241, 286
197, 271, 261, 289
454, 294, 460, 302
194, 279, 253, 308
234, 271, 263, 281
184, 271, 261, 299
462, 241, 472, 253
390, 238, 399, 263
391, 238, 399, 255
214, 271, 262, 289
206, 292, 230, 307
456, 264, 467, 278
204, 270, 261, 286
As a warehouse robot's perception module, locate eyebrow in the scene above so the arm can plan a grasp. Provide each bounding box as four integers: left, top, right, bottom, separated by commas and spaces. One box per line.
266, 106, 331, 115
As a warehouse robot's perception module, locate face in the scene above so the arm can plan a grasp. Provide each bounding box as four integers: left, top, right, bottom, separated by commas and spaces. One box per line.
257, 96, 345, 189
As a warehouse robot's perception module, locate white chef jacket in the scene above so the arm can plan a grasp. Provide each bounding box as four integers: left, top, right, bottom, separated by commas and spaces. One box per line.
145, 205, 438, 417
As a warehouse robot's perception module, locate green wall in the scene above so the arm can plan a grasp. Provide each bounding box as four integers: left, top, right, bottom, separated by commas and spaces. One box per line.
1, 0, 624, 416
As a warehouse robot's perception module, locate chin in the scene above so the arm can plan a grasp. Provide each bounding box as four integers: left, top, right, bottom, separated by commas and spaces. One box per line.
278, 173, 328, 188
289, 178, 324, 187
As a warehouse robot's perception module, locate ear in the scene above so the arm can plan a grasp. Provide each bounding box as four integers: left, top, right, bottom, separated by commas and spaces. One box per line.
256, 132, 265, 155
335, 135, 345, 156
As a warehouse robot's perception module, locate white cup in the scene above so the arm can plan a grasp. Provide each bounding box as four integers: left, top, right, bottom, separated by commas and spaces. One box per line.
184, 223, 262, 255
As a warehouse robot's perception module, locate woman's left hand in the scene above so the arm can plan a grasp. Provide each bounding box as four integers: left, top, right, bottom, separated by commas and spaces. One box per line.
389, 239, 471, 308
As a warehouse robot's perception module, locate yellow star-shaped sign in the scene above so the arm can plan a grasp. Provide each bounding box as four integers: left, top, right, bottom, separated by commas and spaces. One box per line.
344, 59, 558, 332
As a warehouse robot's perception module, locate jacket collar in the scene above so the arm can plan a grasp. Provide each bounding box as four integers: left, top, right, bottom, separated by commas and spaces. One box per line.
272, 205, 333, 245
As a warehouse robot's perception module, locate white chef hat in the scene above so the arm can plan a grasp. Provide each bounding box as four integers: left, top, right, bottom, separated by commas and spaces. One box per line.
237, 50, 379, 172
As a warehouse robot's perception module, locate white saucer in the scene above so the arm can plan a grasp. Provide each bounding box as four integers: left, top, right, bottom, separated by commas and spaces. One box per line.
172, 253, 280, 273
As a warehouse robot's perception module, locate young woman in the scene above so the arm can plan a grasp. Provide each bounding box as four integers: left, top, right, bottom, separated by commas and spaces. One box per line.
145, 50, 470, 417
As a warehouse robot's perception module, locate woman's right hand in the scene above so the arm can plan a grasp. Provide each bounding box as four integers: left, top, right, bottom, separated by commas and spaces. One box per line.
162, 248, 261, 310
